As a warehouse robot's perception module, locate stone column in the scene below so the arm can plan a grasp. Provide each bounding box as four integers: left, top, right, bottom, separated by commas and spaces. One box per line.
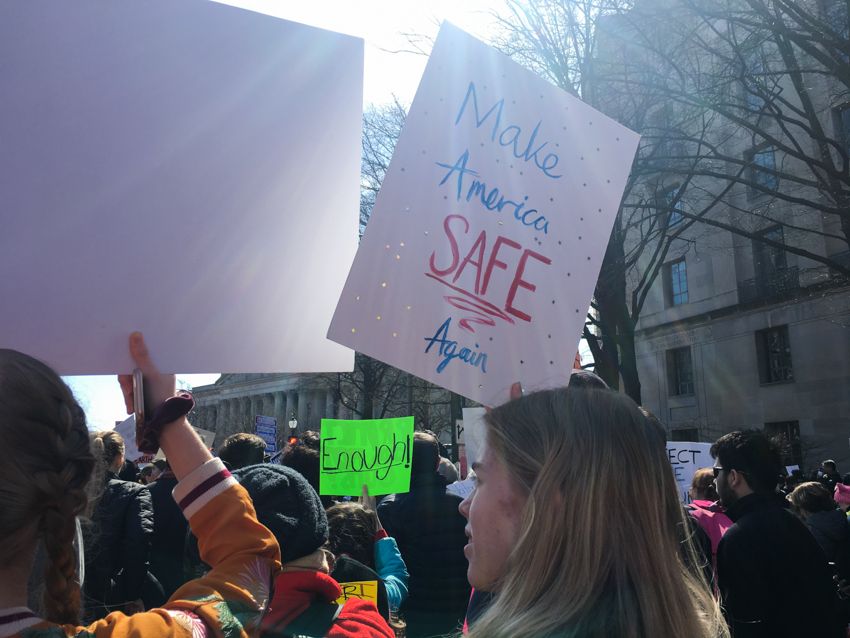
238, 396, 250, 433
274, 391, 285, 425
314, 390, 326, 426
262, 393, 274, 421
310, 391, 322, 430
297, 390, 310, 435
250, 395, 260, 432
224, 399, 235, 439
216, 400, 227, 440
325, 391, 336, 421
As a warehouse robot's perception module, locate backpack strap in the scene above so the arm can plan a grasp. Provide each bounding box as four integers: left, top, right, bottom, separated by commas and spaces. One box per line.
263, 600, 344, 638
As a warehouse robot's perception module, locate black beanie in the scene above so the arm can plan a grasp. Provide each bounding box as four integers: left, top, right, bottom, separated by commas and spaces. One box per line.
233, 464, 329, 564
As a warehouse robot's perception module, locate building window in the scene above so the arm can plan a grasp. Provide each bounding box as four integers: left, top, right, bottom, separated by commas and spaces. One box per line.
744, 50, 766, 110
648, 106, 683, 163
670, 427, 699, 442
664, 258, 689, 306
746, 145, 778, 197
824, 0, 849, 41
667, 347, 695, 396
753, 226, 787, 280
764, 421, 803, 467
756, 325, 794, 384
666, 187, 683, 227
739, 226, 799, 302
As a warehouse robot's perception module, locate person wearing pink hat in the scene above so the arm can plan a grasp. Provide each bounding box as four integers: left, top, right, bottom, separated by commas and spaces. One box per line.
835, 483, 850, 517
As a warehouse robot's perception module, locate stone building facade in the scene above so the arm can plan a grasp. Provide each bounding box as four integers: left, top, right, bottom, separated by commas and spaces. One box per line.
611, 3, 850, 472
189, 373, 348, 451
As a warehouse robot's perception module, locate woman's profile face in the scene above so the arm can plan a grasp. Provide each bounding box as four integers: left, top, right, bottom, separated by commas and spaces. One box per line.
459, 436, 528, 591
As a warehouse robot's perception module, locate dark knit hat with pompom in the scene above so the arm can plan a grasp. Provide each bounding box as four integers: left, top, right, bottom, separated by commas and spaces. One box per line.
233, 464, 328, 564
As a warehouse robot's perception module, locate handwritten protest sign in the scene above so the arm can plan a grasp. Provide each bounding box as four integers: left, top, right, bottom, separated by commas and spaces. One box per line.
320, 417, 414, 496
447, 478, 475, 499
328, 22, 640, 406
334, 581, 379, 606
154, 427, 216, 462
0, 0, 361, 374
116, 414, 215, 462
667, 442, 714, 504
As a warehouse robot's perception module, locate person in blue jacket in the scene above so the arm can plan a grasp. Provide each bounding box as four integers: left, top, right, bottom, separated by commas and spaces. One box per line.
326, 493, 409, 613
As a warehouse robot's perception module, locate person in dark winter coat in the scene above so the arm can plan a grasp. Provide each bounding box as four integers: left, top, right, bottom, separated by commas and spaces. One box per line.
377, 432, 470, 638
83, 430, 153, 623
711, 430, 844, 638
821, 460, 843, 492
144, 460, 186, 605
789, 481, 850, 578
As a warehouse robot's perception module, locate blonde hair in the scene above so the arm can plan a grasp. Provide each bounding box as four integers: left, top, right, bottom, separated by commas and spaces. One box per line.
0, 349, 95, 625
465, 388, 728, 638
90, 429, 125, 469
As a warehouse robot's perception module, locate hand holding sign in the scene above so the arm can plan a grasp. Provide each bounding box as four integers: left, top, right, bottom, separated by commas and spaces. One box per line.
359, 484, 385, 532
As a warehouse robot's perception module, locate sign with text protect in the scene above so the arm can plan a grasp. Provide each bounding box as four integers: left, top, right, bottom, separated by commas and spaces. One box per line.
0, 0, 362, 375
328, 22, 640, 406
320, 417, 414, 497
667, 442, 713, 504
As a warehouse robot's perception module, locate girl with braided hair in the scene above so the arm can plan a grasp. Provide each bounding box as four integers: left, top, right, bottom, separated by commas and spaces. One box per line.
0, 333, 282, 638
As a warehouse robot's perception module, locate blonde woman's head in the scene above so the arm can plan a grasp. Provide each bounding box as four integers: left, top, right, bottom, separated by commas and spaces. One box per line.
460, 386, 728, 638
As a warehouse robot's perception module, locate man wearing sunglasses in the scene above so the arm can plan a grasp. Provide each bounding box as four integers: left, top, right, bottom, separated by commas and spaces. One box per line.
710, 430, 844, 638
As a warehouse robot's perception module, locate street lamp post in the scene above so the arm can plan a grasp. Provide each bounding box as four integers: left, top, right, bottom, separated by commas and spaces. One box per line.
287, 413, 298, 446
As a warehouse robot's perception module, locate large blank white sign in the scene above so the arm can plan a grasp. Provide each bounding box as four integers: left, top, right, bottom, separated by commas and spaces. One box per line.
328, 23, 639, 406
0, 0, 361, 374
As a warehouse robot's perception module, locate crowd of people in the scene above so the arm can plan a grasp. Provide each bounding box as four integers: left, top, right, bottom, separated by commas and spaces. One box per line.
1, 334, 849, 638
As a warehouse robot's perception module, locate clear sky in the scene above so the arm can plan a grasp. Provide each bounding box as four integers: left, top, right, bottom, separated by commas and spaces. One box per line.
64, 0, 510, 431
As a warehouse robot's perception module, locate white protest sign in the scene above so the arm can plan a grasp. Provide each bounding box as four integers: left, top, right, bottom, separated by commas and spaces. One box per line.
447, 478, 475, 499
786, 465, 799, 475
667, 442, 714, 504
115, 415, 142, 463
461, 407, 486, 472
154, 426, 216, 461
328, 22, 639, 406
0, 0, 361, 374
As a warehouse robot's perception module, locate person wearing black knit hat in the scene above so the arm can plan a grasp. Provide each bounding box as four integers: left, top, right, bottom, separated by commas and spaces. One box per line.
232, 464, 328, 564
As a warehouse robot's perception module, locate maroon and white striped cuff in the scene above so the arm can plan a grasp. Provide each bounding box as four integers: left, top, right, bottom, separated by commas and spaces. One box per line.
173, 458, 237, 520
0, 608, 40, 638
